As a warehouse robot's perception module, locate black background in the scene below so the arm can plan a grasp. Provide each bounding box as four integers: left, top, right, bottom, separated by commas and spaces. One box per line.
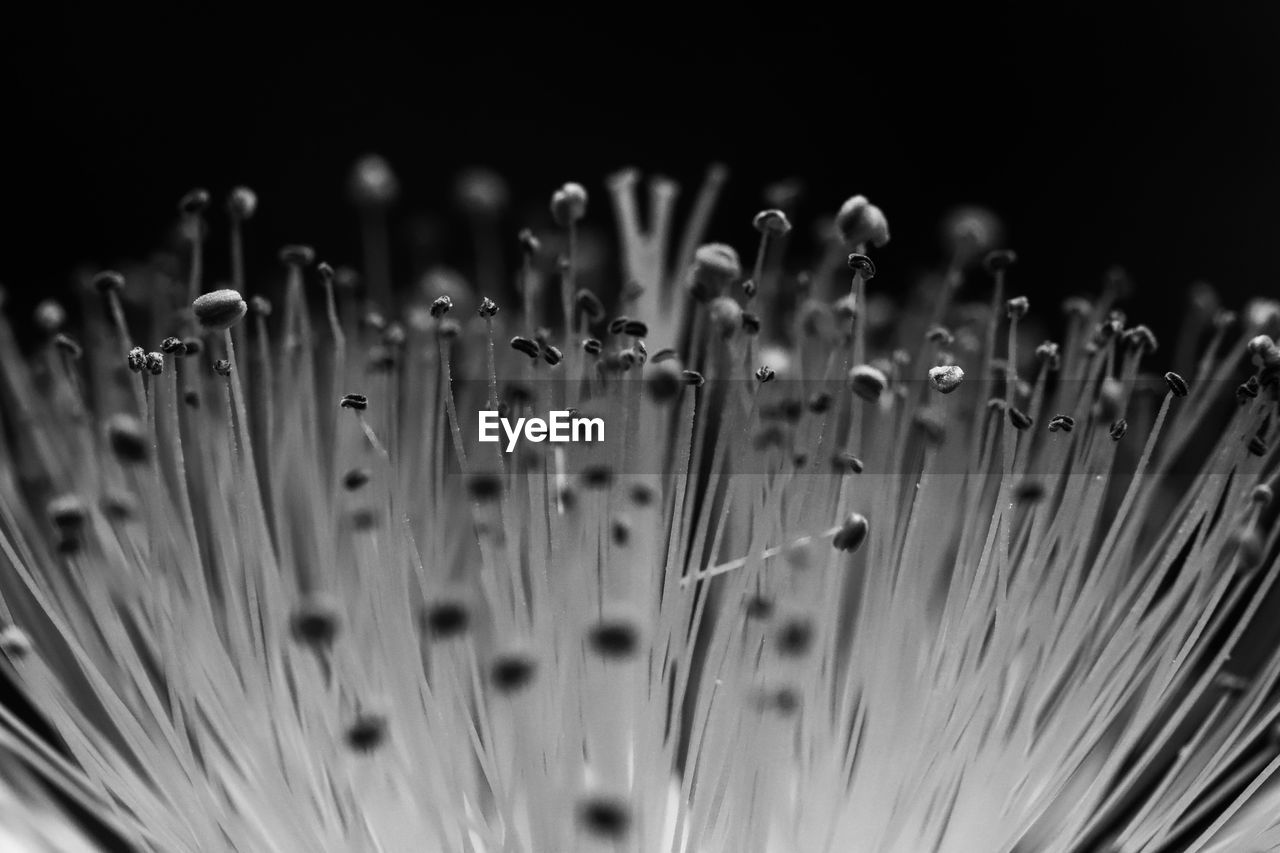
2, 7, 1279, 344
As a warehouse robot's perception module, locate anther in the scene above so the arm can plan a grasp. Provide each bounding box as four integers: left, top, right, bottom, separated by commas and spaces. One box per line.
833, 453, 864, 474
834, 195, 890, 247
983, 249, 1017, 273
709, 296, 744, 339
54, 334, 82, 359
1236, 529, 1265, 568
192, 288, 248, 330
290, 595, 342, 649
753, 208, 792, 235
92, 270, 125, 294
1121, 325, 1159, 354
429, 295, 453, 318
1248, 436, 1268, 457
47, 495, 87, 533
1110, 418, 1128, 441
849, 364, 888, 402
1252, 484, 1274, 507
382, 323, 406, 348
227, 186, 257, 220
745, 595, 775, 620
576, 796, 631, 841
833, 513, 869, 553
1061, 296, 1092, 318
776, 617, 814, 657
928, 365, 964, 394
244, 295, 271, 320
420, 600, 472, 641
913, 409, 947, 443
213, 359, 232, 376
587, 617, 641, 660
581, 465, 614, 489
771, 688, 801, 716
100, 490, 137, 520
367, 346, 396, 372
623, 320, 648, 338
1164, 371, 1189, 398
689, 244, 742, 301
340, 393, 368, 411
926, 326, 954, 346
466, 472, 503, 501
630, 483, 656, 506
846, 253, 876, 280
1015, 480, 1046, 502
646, 362, 683, 403
106, 414, 148, 463
1048, 414, 1075, 433
278, 244, 316, 267
1006, 296, 1030, 319
1008, 407, 1033, 430
583, 338, 603, 356
542, 345, 564, 366
510, 337, 540, 359
518, 228, 541, 256
127, 347, 146, 373
1094, 377, 1124, 421
1247, 334, 1276, 360
160, 336, 185, 355
490, 652, 538, 694
34, 300, 65, 334
550, 182, 588, 226
178, 188, 210, 216
575, 289, 605, 323
1035, 341, 1061, 370
455, 167, 509, 214
144, 352, 163, 375
0, 626, 31, 661
349, 154, 399, 206
808, 391, 832, 413
342, 468, 371, 491
682, 370, 705, 387
756, 365, 776, 383
345, 711, 388, 752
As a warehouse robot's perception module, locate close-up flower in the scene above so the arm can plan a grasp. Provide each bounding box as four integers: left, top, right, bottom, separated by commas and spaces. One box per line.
0, 165, 1277, 852
3, 9, 1280, 853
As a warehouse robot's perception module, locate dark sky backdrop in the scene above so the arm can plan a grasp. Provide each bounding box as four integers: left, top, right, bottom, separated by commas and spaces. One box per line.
2, 7, 1279, 343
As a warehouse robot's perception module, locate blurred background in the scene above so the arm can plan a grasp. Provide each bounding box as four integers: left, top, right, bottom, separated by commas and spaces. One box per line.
2, 6, 1279, 347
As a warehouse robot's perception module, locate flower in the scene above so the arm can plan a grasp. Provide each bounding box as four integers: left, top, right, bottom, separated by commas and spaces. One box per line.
0, 163, 1276, 853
